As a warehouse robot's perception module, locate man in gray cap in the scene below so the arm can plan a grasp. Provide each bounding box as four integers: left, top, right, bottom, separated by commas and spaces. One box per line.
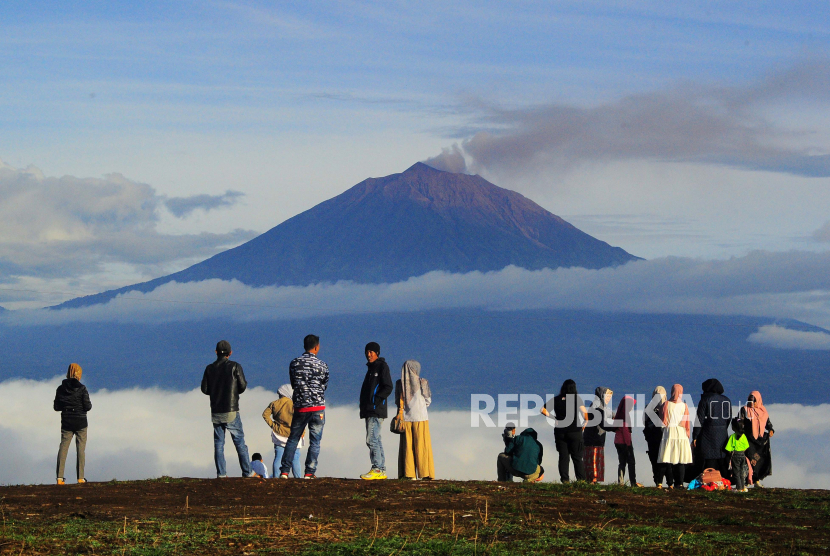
201, 340, 257, 478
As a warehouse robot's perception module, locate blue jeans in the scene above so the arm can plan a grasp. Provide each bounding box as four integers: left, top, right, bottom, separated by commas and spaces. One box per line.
273, 444, 303, 478
365, 417, 385, 472
213, 414, 253, 478
280, 410, 324, 476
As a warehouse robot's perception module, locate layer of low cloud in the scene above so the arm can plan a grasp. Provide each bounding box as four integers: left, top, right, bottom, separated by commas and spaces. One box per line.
0, 159, 256, 299
748, 324, 830, 350
424, 59, 830, 180
1, 378, 826, 489
5, 250, 830, 331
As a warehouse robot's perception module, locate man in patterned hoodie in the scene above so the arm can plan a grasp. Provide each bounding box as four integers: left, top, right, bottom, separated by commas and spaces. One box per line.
279, 334, 329, 479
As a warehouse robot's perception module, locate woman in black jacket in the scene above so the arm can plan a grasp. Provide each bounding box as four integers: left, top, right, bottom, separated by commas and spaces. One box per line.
541, 379, 588, 483
691, 378, 732, 479
53, 363, 92, 484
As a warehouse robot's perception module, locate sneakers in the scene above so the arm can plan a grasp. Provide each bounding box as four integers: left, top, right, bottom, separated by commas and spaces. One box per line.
77, 479, 86, 484
247, 472, 262, 479
533, 467, 545, 482
360, 469, 387, 480
279, 473, 289, 479
56, 478, 65, 485
303, 473, 317, 480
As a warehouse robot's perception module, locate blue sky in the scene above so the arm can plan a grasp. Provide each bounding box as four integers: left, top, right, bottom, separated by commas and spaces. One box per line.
1, 1, 830, 308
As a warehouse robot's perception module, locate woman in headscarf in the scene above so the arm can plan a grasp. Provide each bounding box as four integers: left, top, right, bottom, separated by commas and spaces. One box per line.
582, 387, 613, 483
738, 390, 774, 486
691, 378, 732, 479
262, 384, 303, 478
53, 363, 92, 485
395, 360, 434, 480
658, 384, 693, 488
541, 379, 588, 482
613, 396, 642, 486
643, 386, 667, 487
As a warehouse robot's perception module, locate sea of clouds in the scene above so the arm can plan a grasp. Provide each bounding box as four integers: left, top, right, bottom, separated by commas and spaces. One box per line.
2, 378, 828, 489
4, 251, 830, 352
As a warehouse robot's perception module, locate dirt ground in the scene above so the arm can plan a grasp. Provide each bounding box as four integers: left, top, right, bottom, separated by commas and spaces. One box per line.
1, 477, 828, 554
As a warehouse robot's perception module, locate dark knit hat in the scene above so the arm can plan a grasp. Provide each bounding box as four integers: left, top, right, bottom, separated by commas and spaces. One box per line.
364, 342, 380, 355
216, 340, 232, 355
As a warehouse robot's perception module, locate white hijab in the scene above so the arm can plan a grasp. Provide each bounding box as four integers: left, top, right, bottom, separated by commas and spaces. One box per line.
278, 383, 293, 399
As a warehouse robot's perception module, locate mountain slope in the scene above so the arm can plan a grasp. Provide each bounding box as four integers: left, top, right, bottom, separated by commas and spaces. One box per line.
57, 163, 638, 308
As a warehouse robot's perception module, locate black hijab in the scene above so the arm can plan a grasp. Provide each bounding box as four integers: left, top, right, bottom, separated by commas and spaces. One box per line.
560, 379, 577, 396
702, 378, 724, 395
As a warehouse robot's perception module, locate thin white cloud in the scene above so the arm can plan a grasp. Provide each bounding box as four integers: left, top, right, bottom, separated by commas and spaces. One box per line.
4, 250, 830, 329
0, 378, 826, 488
748, 324, 830, 350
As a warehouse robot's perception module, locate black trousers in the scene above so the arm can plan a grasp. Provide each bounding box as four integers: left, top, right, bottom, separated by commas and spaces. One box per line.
645, 432, 667, 486
615, 444, 637, 485
555, 430, 585, 482
670, 463, 686, 487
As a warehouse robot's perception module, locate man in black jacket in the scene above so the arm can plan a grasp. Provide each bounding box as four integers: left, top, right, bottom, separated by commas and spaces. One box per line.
359, 342, 393, 480
201, 340, 256, 478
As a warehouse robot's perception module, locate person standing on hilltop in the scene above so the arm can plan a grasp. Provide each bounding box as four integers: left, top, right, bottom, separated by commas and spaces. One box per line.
692, 378, 732, 480
359, 342, 393, 480
658, 384, 693, 489
643, 386, 668, 487
396, 360, 435, 480
541, 379, 588, 483
201, 340, 258, 478
582, 386, 613, 484
279, 334, 329, 479
54, 363, 92, 485
262, 383, 304, 478
738, 390, 774, 487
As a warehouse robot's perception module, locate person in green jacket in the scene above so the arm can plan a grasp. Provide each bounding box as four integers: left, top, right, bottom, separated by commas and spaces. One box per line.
725, 418, 750, 492
497, 428, 544, 482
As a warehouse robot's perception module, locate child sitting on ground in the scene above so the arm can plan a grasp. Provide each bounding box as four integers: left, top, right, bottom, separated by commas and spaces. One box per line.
725, 418, 749, 492
250, 453, 268, 479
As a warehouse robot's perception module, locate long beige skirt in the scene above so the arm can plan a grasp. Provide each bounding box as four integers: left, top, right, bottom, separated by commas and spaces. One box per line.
398, 420, 435, 479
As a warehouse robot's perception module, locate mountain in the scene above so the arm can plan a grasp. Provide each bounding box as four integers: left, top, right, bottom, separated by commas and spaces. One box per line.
57, 162, 638, 308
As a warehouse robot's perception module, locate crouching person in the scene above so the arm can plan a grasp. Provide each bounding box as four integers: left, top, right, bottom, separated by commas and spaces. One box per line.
497, 428, 544, 482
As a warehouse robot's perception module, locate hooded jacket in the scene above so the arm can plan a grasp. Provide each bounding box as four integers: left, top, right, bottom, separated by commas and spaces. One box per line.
506, 428, 544, 476
359, 357, 393, 419
53, 378, 92, 431
201, 358, 247, 414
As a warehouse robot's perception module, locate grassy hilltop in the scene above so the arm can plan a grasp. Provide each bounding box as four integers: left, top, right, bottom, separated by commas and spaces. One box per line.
1, 478, 828, 555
